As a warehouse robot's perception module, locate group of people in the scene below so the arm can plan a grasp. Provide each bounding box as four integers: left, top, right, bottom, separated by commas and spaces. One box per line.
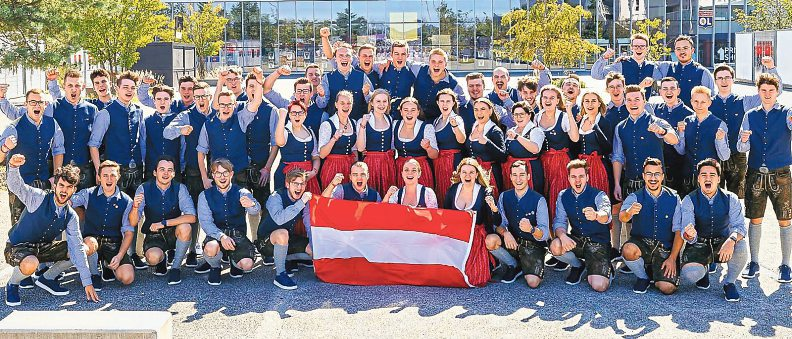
1, 30, 790, 306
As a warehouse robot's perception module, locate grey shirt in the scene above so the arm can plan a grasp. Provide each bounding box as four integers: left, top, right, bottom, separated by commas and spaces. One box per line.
132, 182, 196, 218
497, 190, 550, 242
680, 189, 747, 243
265, 192, 312, 238
70, 186, 136, 235
197, 186, 261, 240
552, 186, 612, 231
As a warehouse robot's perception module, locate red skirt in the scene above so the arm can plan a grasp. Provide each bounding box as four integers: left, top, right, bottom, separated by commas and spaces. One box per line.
396, 156, 434, 188
321, 154, 357, 190
465, 224, 491, 287
282, 161, 321, 195
541, 149, 571, 221
363, 150, 397, 195
434, 149, 461, 207
476, 158, 500, 199
501, 156, 536, 191
579, 152, 610, 197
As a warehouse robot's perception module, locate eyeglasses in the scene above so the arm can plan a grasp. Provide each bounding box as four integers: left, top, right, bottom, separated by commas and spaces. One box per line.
212, 171, 231, 178
194, 95, 211, 99
218, 103, 235, 108
289, 110, 306, 116
716, 76, 733, 81
27, 100, 46, 106
643, 172, 663, 178
295, 89, 311, 94
512, 112, 527, 117
289, 181, 306, 187
631, 45, 648, 49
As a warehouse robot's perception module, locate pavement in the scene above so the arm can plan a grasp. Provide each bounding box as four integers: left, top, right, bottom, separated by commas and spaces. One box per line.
0, 77, 790, 338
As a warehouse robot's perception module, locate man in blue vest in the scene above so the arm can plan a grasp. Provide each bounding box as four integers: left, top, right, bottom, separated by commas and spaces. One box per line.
321, 162, 381, 202
140, 85, 184, 182
198, 158, 261, 286
316, 42, 373, 120
679, 158, 748, 301
651, 77, 694, 193
138, 75, 196, 113
674, 86, 730, 197
592, 33, 663, 100
263, 67, 328, 137
0, 88, 66, 225
657, 35, 716, 107
128, 156, 196, 285
376, 41, 416, 118
710, 60, 781, 199
320, 27, 380, 89
257, 168, 313, 290
488, 160, 550, 288
619, 158, 683, 295
3, 154, 99, 306
49, 69, 116, 110
488, 67, 520, 114
737, 73, 792, 283
495, 62, 551, 129
515, 76, 542, 116
164, 81, 215, 269
550, 159, 613, 292
71, 160, 136, 289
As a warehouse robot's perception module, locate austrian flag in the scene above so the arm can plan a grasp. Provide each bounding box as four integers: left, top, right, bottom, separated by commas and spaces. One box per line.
309, 196, 481, 288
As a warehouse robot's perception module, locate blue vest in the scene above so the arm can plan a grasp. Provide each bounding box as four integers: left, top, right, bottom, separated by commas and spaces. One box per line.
745, 106, 792, 170
204, 113, 249, 171
394, 121, 428, 157
667, 62, 707, 106
328, 120, 357, 155
341, 183, 379, 202
710, 94, 745, 153
616, 114, 667, 180
506, 126, 541, 158
467, 124, 505, 162
630, 188, 679, 249
578, 117, 610, 155
236, 91, 248, 102
51, 98, 96, 166
542, 112, 570, 151
413, 66, 459, 121
326, 69, 368, 120
8, 192, 76, 245
397, 185, 428, 207
501, 188, 544, 242
691, 189, 731, 238
622, 59, 657, 99
458, 102, 476, 135
103, 101, 143, 166
280, 127, 314, 163
379, 65, 416, 119
356, 66, 380, 89
83, 188, 132, 239
204, 184, 247, 233
88, 98, 110, 111
682, 114, 723, 177
364, 116, 393, 152
141, 181, 182, 234
305, 103, 325, 138
10, 116, 56, 183
144, 113, 181, 172
653, 102, 693, 129
246, 102, 275, 166
170, 99, 193, 114
258, 189, 302, 237
603, 104, 629, 142
487, 88, 520, 108
560, 186, 610, 244
184, 107, 215, 171
434, 116, 462, 151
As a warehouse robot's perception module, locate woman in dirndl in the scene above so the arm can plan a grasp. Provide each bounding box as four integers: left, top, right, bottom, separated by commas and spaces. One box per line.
355, 89, 397, 195
576, 91, 612, 197
393, 97, 438, 188
384, 159, 439, 209
503, 101, 545, 193
319, 90, 358, 189
274, 100, 321, 194
433, 88, 466, 206
466, 98, 506, 199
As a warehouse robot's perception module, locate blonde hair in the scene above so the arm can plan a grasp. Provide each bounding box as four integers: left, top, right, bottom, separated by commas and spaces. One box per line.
450, 157, 491, 190
691, 85, 712, 97
539, 85, 566, 111
368, 89, 392, 115
429, 48, 448, 61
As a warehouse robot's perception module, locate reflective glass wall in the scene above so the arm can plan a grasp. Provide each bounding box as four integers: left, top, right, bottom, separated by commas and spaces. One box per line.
166, 0, 748, 72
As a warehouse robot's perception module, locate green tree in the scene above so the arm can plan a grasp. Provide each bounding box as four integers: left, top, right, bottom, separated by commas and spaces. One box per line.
70, 0, 170, 73
633, 18, 671, 61
497, 0, 602, 67
334, 8, 368, 42
735, 0, 792, 31
173, 2, 228, 78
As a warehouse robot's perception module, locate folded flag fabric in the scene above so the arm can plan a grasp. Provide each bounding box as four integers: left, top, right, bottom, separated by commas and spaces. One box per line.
309, 196, 482, 288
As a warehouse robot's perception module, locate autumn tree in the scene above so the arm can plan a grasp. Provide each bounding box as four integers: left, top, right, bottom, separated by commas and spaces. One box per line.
735, 0, 792, 31
173, 2, 228, 78
497, 0, 601, 67
633, 18, 671, 61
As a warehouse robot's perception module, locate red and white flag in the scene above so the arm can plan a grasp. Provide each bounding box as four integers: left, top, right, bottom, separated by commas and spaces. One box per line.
309, 196, 479, 288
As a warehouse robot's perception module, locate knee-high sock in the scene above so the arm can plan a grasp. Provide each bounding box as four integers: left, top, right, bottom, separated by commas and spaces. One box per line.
170, 238, 191, 270
781, 226, 792, 267
87, 252, 100, 274
749, 223, 762, 262
611, 218, 623, 249
274, 244, 288, 274
286, 253, 311, 261
43, 261, 72, 280
8, 267, 28, 285
624, 257, 649, 279
205, 251, 222, 268
189, 223, 199, 253
681, 265, 707, 284
726, 240, 750, 284
554, 251, 583, 268
490, 247, 518, 268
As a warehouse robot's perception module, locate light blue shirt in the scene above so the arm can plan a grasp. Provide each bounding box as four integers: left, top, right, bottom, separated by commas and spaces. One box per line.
552, 186, 612, 231
0, 114, 66, 157
497, 190, 550, 242
673, 113, 731, 161
197, 186, 260, 240
680, 189, 746, 243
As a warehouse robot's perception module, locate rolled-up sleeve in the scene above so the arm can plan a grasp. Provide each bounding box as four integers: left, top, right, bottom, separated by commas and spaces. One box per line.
671, 196, 683, 233
728, 193, 747, 237
240, 188, 261, 215
70, 188, 90, 209
497, 194, 508, 229
715, 121, 730, 161
88, 109, 110, 148
164, 111, 190, 140
48, 80, 63, 99
137, 83, 155, 108
535, 197, 550, 241
196, 125, 209, 154
594, 191, 612, 224
178, 184, 196, 216
264, 90, 291, 109
51, 121, 65, 156
266, 193, 305, 225
552, 192, 569, 232
591, 58, 622, 80
120, 197, 135, 234
736, 113, 751, 153
611, 127, 625, 165
0, 98, 24, 120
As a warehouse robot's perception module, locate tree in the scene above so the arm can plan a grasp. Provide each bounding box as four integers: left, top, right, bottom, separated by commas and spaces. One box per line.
633, 18, 671, 61
735, 0, 792, 31
173, 2, 228, 78
334, 8, 368, 42
70, 0, 170, 73
497, 0, 602, 67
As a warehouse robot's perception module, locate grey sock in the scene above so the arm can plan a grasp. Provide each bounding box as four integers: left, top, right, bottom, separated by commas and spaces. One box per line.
87, 252, 100, 275
205, 252, 222, 268
128, 230, 138, 256
725, 240, 750, 284
274, 244, 288, 274
555, 252, 583, 268
624, 258, 649, 279
781, 226, 792, 267
9, 267, 28, 285
43, 261, 72, 280
489, 247, 518, 267
189, 223, 199, 253
681, 265, 707, 284
170, 239, 191, 269
749, 223, 762, 262
286, 253, 311, 261
611, 218, 623, 249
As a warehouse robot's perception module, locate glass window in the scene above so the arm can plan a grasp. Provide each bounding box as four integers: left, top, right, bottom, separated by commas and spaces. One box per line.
296, 1, 315, 70
261, 2, 278, 70
278, 2, 297, 68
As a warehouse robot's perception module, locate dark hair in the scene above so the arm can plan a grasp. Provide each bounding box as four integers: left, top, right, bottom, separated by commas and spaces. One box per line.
178, 75, 197, 86
154, 155, 176, 170
697, 158, 722, 177
512, 101, 535, 121
210, 158, 233, 173
90, 69, 110, 82
516, 76, 538, 92
286, 168, 308, 182
151, 84, 174, 99
713, 64, 735, 78
756, 73, 780, 91
53, 164, 80, 186
116, 70, 140, 86
674, 35, 694, 48
625, 84, 646, 96
194, 82, 210, 91
642, 157, 663, 171
566, 159, 589, 175
435, 88, 459, 115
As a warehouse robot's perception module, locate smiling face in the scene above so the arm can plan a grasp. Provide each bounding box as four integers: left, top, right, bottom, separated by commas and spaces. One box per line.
349, 165, 369, 192
467, 78, 484, 100
25, 92, 45, 121
226, 72, 242, 94
631, 38, 648, 60
642, 164, 664, 192
519, 87, 537, 106
437, 93, 455, 115
305, 68, 322, 87
217, 95, 236, 117
294, 83, 312, 103
64, 76, 84, 102
53, 177, 77, 206
659, 80, 680, 104
117, 79, 137, 104
690, 92, 711, 115
473, 101, 492, 123
391, 46, 408, 68
400, 101, 419, 122
401, 161, 421, 185
698, 165, 720, 196
582, 93, 601, 114
715, 70, 734, 94
625, 91, 646, 116
492, 69, 509, 90
371, 92, 390, 114
758, 84, 778, 106
510, 165, 530, 191
568, 167, 588, 194
428, 54, 446, 78
92, 75, 110, 97
541, 89, 560, 111
335, 47, 353, 73
286, 177, 306, 200
606, 79, 625, 102
99, 166, 119, 191
212, 166, 232, 190
359, 48, 374, 70
154, 159, 175, 187
154, 91, 172, 113
512, 106, 529, 126
179, 81, 194, 103
458, 164, 478, 185
674, 39, 694, 64
562, 79, 580, 100
335, 95, 353, 118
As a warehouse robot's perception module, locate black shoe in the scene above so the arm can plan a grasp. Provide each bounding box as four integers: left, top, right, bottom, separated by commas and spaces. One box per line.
545, 257, 559, 267
553, 261, 570, 271
185, 252, 198, 268
18, 276, 35, 289
296, 259, 314, 268
723, 283, 740, 302
490, 264, 507, 283
262, 256, 274, 266
708, 262, 718, 274
167, 268, 182, 285
632, 278, 651, 294
500, 265, 523, 284
208, 268, 221, 285
221, 252, 229, 264
91, 274, 103, 291
131, 254, 147, 270
565, 265, 586, 285
166, 249, 175, 265
101, 266, 116, 282
153, 260, 167, 276
229, 265, 243, 278
286, 261, 299, 277
696, 274, 711, 290
194, 262, 211, 274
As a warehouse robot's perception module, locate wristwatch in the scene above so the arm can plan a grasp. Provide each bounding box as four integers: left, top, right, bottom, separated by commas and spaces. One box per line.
729, 234, 739, 242
162, 219, 168, 228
